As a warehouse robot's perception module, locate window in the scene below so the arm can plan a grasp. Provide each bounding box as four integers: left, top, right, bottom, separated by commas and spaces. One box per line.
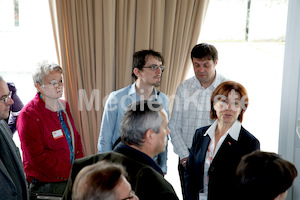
166, 1, 288, 199
0, 0, 57, 150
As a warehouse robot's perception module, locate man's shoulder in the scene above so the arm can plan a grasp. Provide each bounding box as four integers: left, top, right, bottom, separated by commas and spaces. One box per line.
157, 90, 167, 97
106, 152, 178, 199
216, 72, 229, 83
156, 91, 169, 103
0, 120, 9, 134
70, 152, 134, 179
73, 151, 147, 169
180, 76, 195, 86
109, 84, 133, 97
72, 151, 160, 182
135, 166, 179, 199
0, 120, 17, 153
173, 77, 197, 93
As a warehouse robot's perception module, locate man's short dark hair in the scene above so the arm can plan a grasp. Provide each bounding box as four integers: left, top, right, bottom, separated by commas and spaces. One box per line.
132, 49, 164, 79
236, 150, 298, 200
191, 43, 218, 63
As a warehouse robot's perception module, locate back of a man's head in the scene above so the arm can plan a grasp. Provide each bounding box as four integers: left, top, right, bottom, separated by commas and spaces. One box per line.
72, 160, 127, 200
236, 150, 298, 200
121, 100, 164, 147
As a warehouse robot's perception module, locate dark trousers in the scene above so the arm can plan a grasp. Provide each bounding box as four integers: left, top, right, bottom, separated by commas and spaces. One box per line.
178, 158, 187, 200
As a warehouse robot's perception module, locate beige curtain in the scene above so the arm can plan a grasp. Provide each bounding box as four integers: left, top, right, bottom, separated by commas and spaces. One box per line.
49, 0, 209, 156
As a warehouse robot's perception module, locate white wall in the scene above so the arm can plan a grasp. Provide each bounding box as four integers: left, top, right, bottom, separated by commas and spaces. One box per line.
278, 0, 300, 199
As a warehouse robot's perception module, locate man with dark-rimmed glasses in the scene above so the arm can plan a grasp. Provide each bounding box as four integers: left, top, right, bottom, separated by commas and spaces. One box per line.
97, 49, 169, 175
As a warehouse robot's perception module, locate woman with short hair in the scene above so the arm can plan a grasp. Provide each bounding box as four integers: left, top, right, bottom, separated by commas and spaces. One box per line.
17, 62, 83, 195
184, 81, 260, 200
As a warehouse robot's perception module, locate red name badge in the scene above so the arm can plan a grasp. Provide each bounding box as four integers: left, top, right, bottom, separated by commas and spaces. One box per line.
52, 129, 64, 139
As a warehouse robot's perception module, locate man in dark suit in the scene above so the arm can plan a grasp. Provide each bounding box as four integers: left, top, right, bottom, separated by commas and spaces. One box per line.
0, 76, 29, 200
64, 100, 179, 200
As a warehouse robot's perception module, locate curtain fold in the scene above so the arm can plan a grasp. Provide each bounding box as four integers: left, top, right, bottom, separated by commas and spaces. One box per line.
49, 0, 210, 155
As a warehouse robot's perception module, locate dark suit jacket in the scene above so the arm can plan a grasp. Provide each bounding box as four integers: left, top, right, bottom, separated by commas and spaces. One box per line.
64, 144, 179, 200
0, 120, 29, 200
184, 125, 260, 200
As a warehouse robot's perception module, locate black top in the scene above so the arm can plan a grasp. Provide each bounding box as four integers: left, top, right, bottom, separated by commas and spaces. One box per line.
114, 143, 164, 176
64, 148, 179, 200
184, 125, 260, 200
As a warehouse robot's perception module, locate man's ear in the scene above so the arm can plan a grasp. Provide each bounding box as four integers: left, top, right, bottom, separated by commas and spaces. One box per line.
133, 68, 141, 78
144, 129, 155, 145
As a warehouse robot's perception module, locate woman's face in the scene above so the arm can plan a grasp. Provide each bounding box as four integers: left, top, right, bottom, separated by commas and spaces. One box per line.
213, 90, 242, 125
39, 70, 63, 99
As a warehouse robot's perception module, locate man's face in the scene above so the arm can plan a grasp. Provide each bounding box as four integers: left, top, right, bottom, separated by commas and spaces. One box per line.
137, 55, 163, 87
0, 81, 14, 120
154, 110, 170, 154
192, 57, 217, 86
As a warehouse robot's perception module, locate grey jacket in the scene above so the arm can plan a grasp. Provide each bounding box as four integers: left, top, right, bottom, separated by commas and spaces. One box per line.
0, 120, 29, 200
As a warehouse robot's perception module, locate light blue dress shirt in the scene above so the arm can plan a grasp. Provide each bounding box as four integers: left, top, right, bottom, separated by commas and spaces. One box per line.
97, 82, 170, 173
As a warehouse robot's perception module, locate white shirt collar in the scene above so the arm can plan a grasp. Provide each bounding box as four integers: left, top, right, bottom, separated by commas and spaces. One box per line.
204, 120, 241, 141
128, 82, 137, 96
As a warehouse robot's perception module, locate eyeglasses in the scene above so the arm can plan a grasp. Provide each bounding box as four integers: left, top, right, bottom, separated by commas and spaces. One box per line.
120, 190, 137, 200
143, 65, 165, 72
0, 91, 12, 104
42, 79, 63, 88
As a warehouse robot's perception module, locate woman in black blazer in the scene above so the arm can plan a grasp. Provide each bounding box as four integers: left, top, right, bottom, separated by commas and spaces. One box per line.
184, 81, 260, 200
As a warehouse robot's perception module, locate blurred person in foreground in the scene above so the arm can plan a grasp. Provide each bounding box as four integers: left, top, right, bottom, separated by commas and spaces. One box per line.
72, 160, 139, 200
184, 81, 260, 200
64, 100, 179, 200
17, 62, 83, 196
236, 150, 298, 200
0, 76, 29, 199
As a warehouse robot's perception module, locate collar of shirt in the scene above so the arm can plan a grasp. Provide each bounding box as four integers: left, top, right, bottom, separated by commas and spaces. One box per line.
204, 119, 241, 141
128, 82, 158, 100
